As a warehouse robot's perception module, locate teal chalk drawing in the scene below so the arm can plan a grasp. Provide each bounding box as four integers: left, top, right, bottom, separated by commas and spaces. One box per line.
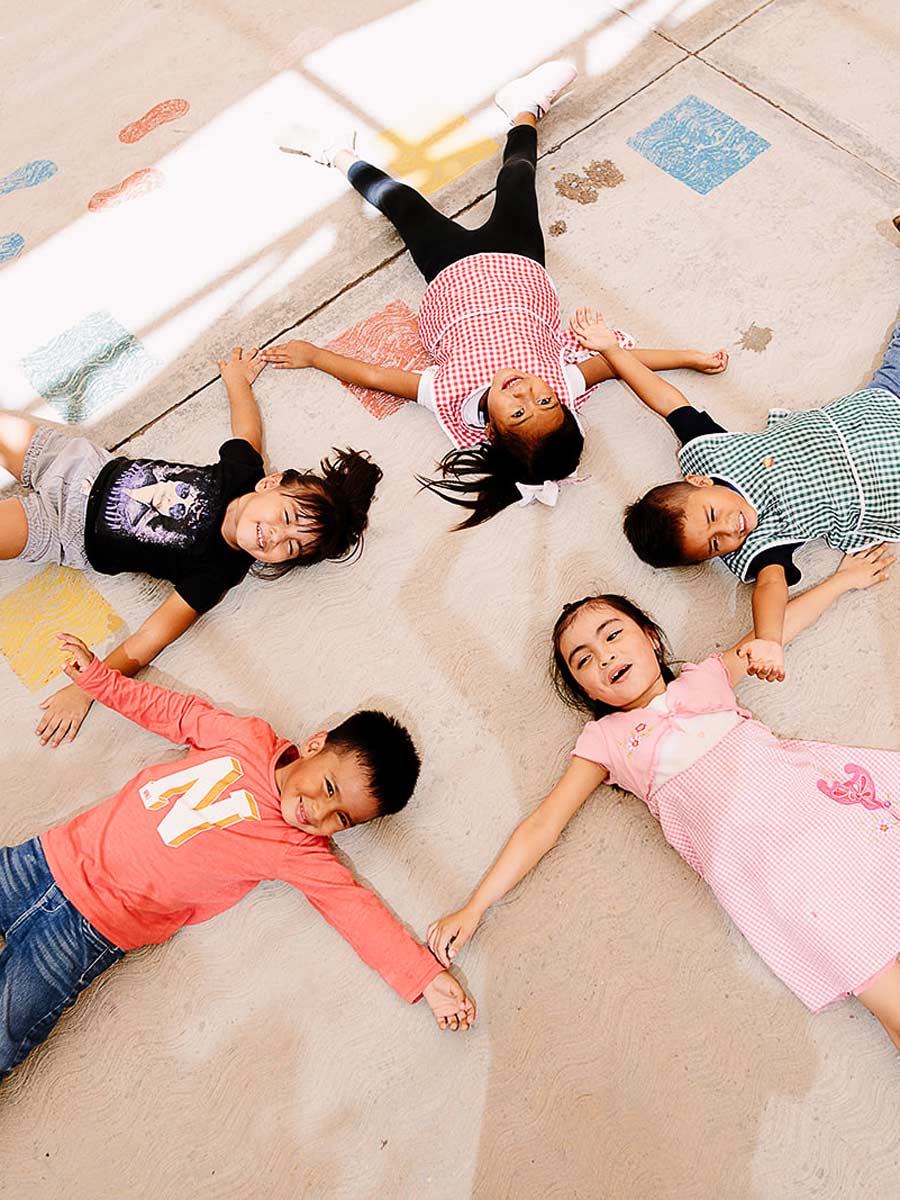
22, 311, 159, 423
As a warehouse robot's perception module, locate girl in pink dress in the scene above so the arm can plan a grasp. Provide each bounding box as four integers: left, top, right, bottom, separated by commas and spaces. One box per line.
264, 61, 727, 528
427, 545, 900, 1049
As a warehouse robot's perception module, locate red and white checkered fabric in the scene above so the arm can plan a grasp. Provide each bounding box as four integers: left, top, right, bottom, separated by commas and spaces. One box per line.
417, 253, 634, 449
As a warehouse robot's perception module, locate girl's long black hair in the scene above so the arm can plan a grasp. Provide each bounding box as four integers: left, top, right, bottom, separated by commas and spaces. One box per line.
252, 448, 382, 579
550, 593, 676, 720
417, 407, 584, 529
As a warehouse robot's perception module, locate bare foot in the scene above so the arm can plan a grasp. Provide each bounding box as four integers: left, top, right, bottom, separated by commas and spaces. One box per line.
692, 349, 729, 374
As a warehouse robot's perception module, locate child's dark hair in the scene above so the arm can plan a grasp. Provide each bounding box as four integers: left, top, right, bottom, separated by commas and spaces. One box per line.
327, 710, 421, 817
550, 593, 675, 719
253, 448, 382, 579
623, 482, 699, 567
417, 407, 584, 529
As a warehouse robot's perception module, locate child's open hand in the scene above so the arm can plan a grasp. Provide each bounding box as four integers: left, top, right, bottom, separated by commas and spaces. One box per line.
737, 638, 785, 683
218, 346, 266, 387
260, 339, 317, 370
422, 970, 476, 1031
56, 632, 95, 678
427, 906, 478, 968
569, 306, 617, 352
34, 634, 96, 747
836, 543, 896, 590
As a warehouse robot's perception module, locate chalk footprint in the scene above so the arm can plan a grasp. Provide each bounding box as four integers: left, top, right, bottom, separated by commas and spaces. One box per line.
0, 160, 58, 197
119, 99, 190, 144
0, 233, 24, 263
88, 167, 165, 212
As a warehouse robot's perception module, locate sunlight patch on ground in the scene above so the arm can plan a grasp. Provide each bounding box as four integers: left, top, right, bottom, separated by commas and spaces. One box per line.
0, 72, 368, 423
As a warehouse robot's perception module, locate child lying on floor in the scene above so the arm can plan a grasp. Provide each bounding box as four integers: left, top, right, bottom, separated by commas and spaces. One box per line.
2, 348, 380, 746
570, 306, 900, 683
266, 62, 727, 528
427, 548, 900, 1051
0, 635, 473, 1080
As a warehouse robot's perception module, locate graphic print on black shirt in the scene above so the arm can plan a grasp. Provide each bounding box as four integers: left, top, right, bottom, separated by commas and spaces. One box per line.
84, 439, 265, 614
98, 461, 221, 550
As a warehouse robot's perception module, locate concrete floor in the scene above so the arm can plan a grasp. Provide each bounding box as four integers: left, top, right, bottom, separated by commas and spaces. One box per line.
2, 2, 900, 1197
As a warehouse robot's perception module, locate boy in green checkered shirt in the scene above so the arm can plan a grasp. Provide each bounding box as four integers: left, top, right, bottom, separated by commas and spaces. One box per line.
566, 306, 900, 683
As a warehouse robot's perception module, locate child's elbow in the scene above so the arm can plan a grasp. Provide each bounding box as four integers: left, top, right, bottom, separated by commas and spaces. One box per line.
523, 810, 563, 854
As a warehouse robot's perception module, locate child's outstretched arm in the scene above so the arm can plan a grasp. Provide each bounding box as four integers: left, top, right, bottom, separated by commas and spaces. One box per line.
578, 348, 729, 387
721, 545, 894, 686
37, 593, 198, 747
54, 624, 242, 750
741, 564, 790, 682
218, 346, 266, 451
283, 841, 475, 1031
426, 756, 608, 967
261, 339, 421, 401
569, 308, 696, 418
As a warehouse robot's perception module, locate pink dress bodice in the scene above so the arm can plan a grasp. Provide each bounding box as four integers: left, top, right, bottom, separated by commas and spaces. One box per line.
573, 656, 750, 815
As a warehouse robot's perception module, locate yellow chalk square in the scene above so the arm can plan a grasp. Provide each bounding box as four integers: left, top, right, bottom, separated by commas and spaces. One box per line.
375, 116, 498, 196
0, 566, 123, 691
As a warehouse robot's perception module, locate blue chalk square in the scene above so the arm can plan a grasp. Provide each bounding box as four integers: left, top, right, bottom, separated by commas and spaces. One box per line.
627, 95, 771, 195
21, 310, 158, 423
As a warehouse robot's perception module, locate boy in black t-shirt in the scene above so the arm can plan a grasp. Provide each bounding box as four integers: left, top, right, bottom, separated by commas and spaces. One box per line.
0, 348, 382, 747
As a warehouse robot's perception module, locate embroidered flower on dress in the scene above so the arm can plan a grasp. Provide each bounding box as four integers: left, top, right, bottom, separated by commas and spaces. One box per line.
623, 721, 650, 758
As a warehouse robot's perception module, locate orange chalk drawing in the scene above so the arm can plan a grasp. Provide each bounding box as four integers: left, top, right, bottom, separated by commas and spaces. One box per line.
118, 99, 190, 144
325, 301, 432, 419
88, 168, 164, 212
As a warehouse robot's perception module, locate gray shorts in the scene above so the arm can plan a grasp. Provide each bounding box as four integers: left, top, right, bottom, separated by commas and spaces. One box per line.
18, 426, 113, 569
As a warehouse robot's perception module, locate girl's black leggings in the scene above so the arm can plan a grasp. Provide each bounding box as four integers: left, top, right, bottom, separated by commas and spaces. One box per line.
346, 125, 545, 283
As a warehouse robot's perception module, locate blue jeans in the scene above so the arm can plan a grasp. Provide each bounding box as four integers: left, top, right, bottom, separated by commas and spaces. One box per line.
0, 838, 123, 1079
869, 316, 900, 398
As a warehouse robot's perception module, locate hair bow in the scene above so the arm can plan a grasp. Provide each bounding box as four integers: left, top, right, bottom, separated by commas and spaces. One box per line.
515, 471, 589, 508
515, 479, 561, 508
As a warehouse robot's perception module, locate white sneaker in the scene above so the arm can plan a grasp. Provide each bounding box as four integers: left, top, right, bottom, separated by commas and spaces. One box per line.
277, 126, 357, 168
494, 61, 578, 124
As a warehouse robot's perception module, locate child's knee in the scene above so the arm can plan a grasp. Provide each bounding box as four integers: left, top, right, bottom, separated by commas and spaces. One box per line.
0, 414, 38, 479
500, 156, 536, 184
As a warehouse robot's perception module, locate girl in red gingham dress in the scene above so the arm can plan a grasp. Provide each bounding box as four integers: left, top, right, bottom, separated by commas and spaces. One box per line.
266, 62, 727, 528
426, 544, 900, 1053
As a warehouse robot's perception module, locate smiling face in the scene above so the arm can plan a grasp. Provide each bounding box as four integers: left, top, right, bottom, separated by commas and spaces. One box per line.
484, 369, 565, 442
225, 476, 320, 564
677, 477, 758, 560
558, 600, 667, 712
275, 734, 380, 837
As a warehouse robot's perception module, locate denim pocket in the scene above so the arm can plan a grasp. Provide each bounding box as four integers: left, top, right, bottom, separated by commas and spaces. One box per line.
78, 916, 118, 956
36, 885, 70, 917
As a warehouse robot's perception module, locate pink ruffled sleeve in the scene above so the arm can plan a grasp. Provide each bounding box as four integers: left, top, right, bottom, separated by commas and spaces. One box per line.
572, 719, 614, 773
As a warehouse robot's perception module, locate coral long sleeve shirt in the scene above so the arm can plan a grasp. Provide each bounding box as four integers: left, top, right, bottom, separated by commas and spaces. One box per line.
42, 658, 442, 1003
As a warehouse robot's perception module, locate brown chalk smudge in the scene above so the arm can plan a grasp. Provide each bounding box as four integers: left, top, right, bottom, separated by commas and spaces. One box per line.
555, 160, 624, 205
585, 159, 624, 189
555, 173, 597, 205
737, 323, 773, 353
549, 220, 567, 237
